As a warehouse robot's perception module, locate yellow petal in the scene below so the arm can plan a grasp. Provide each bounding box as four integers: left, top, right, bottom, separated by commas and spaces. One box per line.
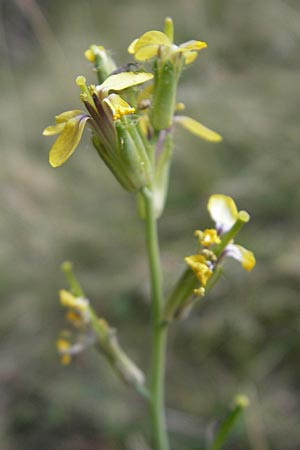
43, 123, 65, 136
180, 40, 208, 51
43, 110, 86, 136
226, 244, 256, 271
128, 38, 139, 54
103, 93, 135, 120
59, 289, 77, 308
134, 45, 161, 61
175, 116, 223, 142
49, 115, 89, 167
128, 31, 171, 59
195, 229, 221, 247
55, 110, 85, 124
185, 254, 213, 287
208, 194, 239, 232
56, 338, 71, 365
99, 72, 153, 93
182, 51, 198, 65
59, 289, 89, 310
179, 40, 207, 64
135, 30, 171, 47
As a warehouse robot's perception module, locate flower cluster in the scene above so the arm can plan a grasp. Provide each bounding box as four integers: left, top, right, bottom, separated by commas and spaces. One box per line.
55, 263, 146, 390
56, 289, 94, 365
44, 72, 154, 192
163, 195, 255, 323
185, 194, 256, 296
44, 18, 222, 215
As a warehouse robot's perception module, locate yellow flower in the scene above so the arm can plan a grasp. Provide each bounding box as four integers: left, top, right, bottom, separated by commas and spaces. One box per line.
127, 18, 222, 143
59, 289, 89, 311
43, 72, 153, 169
128, 23, 207, 65
185, 195, 255, 296
208, 194, 249, 234
185, 254, 213, 295
103, 93, 135, 120
43, 110, 90, 168
58, 289, 91, 331
224, 244, 256, 272
207, 194, 256, 271
56, 337, 71, 365
66, 310, 84, 328
194, 229, 221, 247
84, 45, 118, 84
84, 45, 106, 63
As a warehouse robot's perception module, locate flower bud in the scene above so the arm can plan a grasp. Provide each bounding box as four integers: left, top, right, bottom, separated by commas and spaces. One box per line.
85, 45, 117, 83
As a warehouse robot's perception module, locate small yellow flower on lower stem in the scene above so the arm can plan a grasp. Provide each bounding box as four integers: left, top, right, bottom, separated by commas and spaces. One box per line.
66, 310, 85, 328
208, 194, 247, 234
184, 194, 255, 298
184, 254, 213, 296
207, 194, 256, 271
225, 244, 256, 271
59, 289, 89, 312
56, 338, 72, 365
194, 229, 221, 247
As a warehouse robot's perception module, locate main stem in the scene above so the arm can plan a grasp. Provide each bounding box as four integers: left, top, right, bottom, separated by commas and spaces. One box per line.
142, 187, 170, 450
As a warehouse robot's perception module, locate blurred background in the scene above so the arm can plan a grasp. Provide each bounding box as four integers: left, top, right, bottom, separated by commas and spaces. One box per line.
1, 0, 300, 449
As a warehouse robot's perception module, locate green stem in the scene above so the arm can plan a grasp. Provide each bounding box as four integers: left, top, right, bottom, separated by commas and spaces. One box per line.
61, 261, 84, 297
142, 187, 170, 450
163, 268, 198, 323
208, 396, 249, 450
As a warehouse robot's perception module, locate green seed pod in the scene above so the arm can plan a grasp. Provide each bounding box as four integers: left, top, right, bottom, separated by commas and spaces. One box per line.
151, 59, 179, 131
114, 120, 152, 192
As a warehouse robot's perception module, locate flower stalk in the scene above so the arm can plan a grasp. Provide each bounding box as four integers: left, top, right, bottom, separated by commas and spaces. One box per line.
208, 395, 250, 450
141, 187, 170, 450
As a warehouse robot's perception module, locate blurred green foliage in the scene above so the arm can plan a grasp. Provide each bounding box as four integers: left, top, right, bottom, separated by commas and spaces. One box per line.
1, 0, 300, 449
